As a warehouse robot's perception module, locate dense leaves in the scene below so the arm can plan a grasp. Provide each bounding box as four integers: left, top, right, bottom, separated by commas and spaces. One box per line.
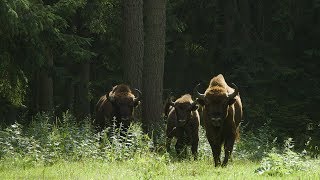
0, 0, 319, 154
164, 0, 320, 152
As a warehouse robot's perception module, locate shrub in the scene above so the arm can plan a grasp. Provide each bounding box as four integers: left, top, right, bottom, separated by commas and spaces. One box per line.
0, 112, 154, 166
234, 120, 278, 160
255, 138, 314, 176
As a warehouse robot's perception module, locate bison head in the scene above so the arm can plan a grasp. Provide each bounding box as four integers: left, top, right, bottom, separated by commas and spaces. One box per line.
169, 94, 198, 127
107, 85, 141, 123
194, 83, 238, 127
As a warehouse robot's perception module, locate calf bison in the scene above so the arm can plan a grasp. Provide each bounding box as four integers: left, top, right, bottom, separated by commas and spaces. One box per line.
194, 74, 243, 166
95, 84, 141, 131
165, 94, 200, 159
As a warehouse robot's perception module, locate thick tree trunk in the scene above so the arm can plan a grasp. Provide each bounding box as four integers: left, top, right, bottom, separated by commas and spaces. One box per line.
78, 62, 91, 119
39, 48, 53, 112
30, 71, 40, 115
73, 62, 90, 120
142, 0, 166, 138
122, 0, 144, 90
65, 77, 74, 113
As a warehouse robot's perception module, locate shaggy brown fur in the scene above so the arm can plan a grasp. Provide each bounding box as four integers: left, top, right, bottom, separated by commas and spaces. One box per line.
195, 74, 243, 166
95, 84, 141, 131
165, 94, 200, 159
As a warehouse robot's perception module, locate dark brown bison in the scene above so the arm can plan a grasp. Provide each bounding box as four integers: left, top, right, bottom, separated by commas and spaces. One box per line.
165, 94, 200, 159
95, 84, 141, 131
194, 74, 243, 166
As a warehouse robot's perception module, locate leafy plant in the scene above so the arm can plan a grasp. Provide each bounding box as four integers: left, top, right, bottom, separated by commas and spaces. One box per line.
234, 120, 278, 160
0, 112, 153, 166
255, 138, 314, 176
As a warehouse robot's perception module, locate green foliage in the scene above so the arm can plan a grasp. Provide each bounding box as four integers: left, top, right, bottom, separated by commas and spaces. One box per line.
0, 112, 153, 165
164, 0, 320, 151
0, 113, 320, 179
234, 121, 278, 160
255, 138, 315, 176
1, 0, 320, 164
83, 0, 120, 34
0, 0, 95, 109
99, 119, 153, 162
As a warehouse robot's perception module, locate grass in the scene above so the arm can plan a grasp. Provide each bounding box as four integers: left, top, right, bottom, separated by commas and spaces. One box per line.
1, 113, 320, 179
1, 155, 320, 179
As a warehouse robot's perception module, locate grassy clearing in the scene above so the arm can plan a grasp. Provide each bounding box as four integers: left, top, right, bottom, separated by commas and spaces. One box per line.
1, 113, 319, 179
1, 157, 319, 179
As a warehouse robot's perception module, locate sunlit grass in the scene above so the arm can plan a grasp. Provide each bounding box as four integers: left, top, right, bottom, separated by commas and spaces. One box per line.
1, 113, 319, 179
1, 156, 319, 179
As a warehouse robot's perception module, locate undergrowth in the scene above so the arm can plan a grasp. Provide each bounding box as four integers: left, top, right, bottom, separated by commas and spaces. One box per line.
0, 112, 318, 177
0, 112, 153, 166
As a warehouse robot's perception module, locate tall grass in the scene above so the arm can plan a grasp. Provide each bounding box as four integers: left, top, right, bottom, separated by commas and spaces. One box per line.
0, 112, 153, 166
0, 112, 318, 178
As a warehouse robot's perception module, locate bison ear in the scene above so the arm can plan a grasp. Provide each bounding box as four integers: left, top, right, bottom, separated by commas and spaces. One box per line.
107, 92, 115, 103
195, 98, 205, 106
166, 97, 175, 107
134, 100, 140, 107
227, 98, 237, 105
190, 104, 199, 111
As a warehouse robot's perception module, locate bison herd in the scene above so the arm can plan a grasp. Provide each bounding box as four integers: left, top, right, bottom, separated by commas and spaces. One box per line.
95, 74, 243, 167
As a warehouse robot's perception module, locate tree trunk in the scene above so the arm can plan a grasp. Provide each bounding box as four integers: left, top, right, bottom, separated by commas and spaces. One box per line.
73, 62, 91, 121
39, 48, 53, 112
122, 0, 144, 90
65, 76, 74, 113
142, 0, 166, 139
30, 71, 40, 116
78, 62, 91, 119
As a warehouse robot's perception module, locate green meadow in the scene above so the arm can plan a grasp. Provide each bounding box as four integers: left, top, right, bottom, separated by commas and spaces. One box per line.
0, 113, 319, 180
1, 157, 320, 179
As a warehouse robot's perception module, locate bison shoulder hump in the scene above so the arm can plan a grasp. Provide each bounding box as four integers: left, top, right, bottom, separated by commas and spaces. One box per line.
209, 74, 227, 89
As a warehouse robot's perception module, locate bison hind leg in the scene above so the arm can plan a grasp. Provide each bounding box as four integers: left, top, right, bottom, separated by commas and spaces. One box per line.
166, 137, 173, 152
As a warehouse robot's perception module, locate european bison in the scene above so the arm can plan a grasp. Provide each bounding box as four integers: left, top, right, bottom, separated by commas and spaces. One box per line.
194, 74, 243, 166
165, 94, 200, 159
95, 84, 141, 131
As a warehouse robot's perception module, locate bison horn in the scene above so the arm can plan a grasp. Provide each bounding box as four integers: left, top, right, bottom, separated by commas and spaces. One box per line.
107, 94, 115, 102
133, 88, 142, 102
194, 83, 205, 100
169, 97, 175, 106
228, 83, 239, 99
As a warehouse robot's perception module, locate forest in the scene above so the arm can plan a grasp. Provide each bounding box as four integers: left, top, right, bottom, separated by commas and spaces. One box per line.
1, 0, 320, 179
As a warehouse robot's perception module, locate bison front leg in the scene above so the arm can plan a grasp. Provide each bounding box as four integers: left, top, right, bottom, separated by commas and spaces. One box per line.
175, 138, 184, 156
209, 142, 222, 167
94, 113, 105, 132
222, 137, 235, 167
166, 137, 172, 152
191, 138, 199, 160
166, 126, 176, 152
